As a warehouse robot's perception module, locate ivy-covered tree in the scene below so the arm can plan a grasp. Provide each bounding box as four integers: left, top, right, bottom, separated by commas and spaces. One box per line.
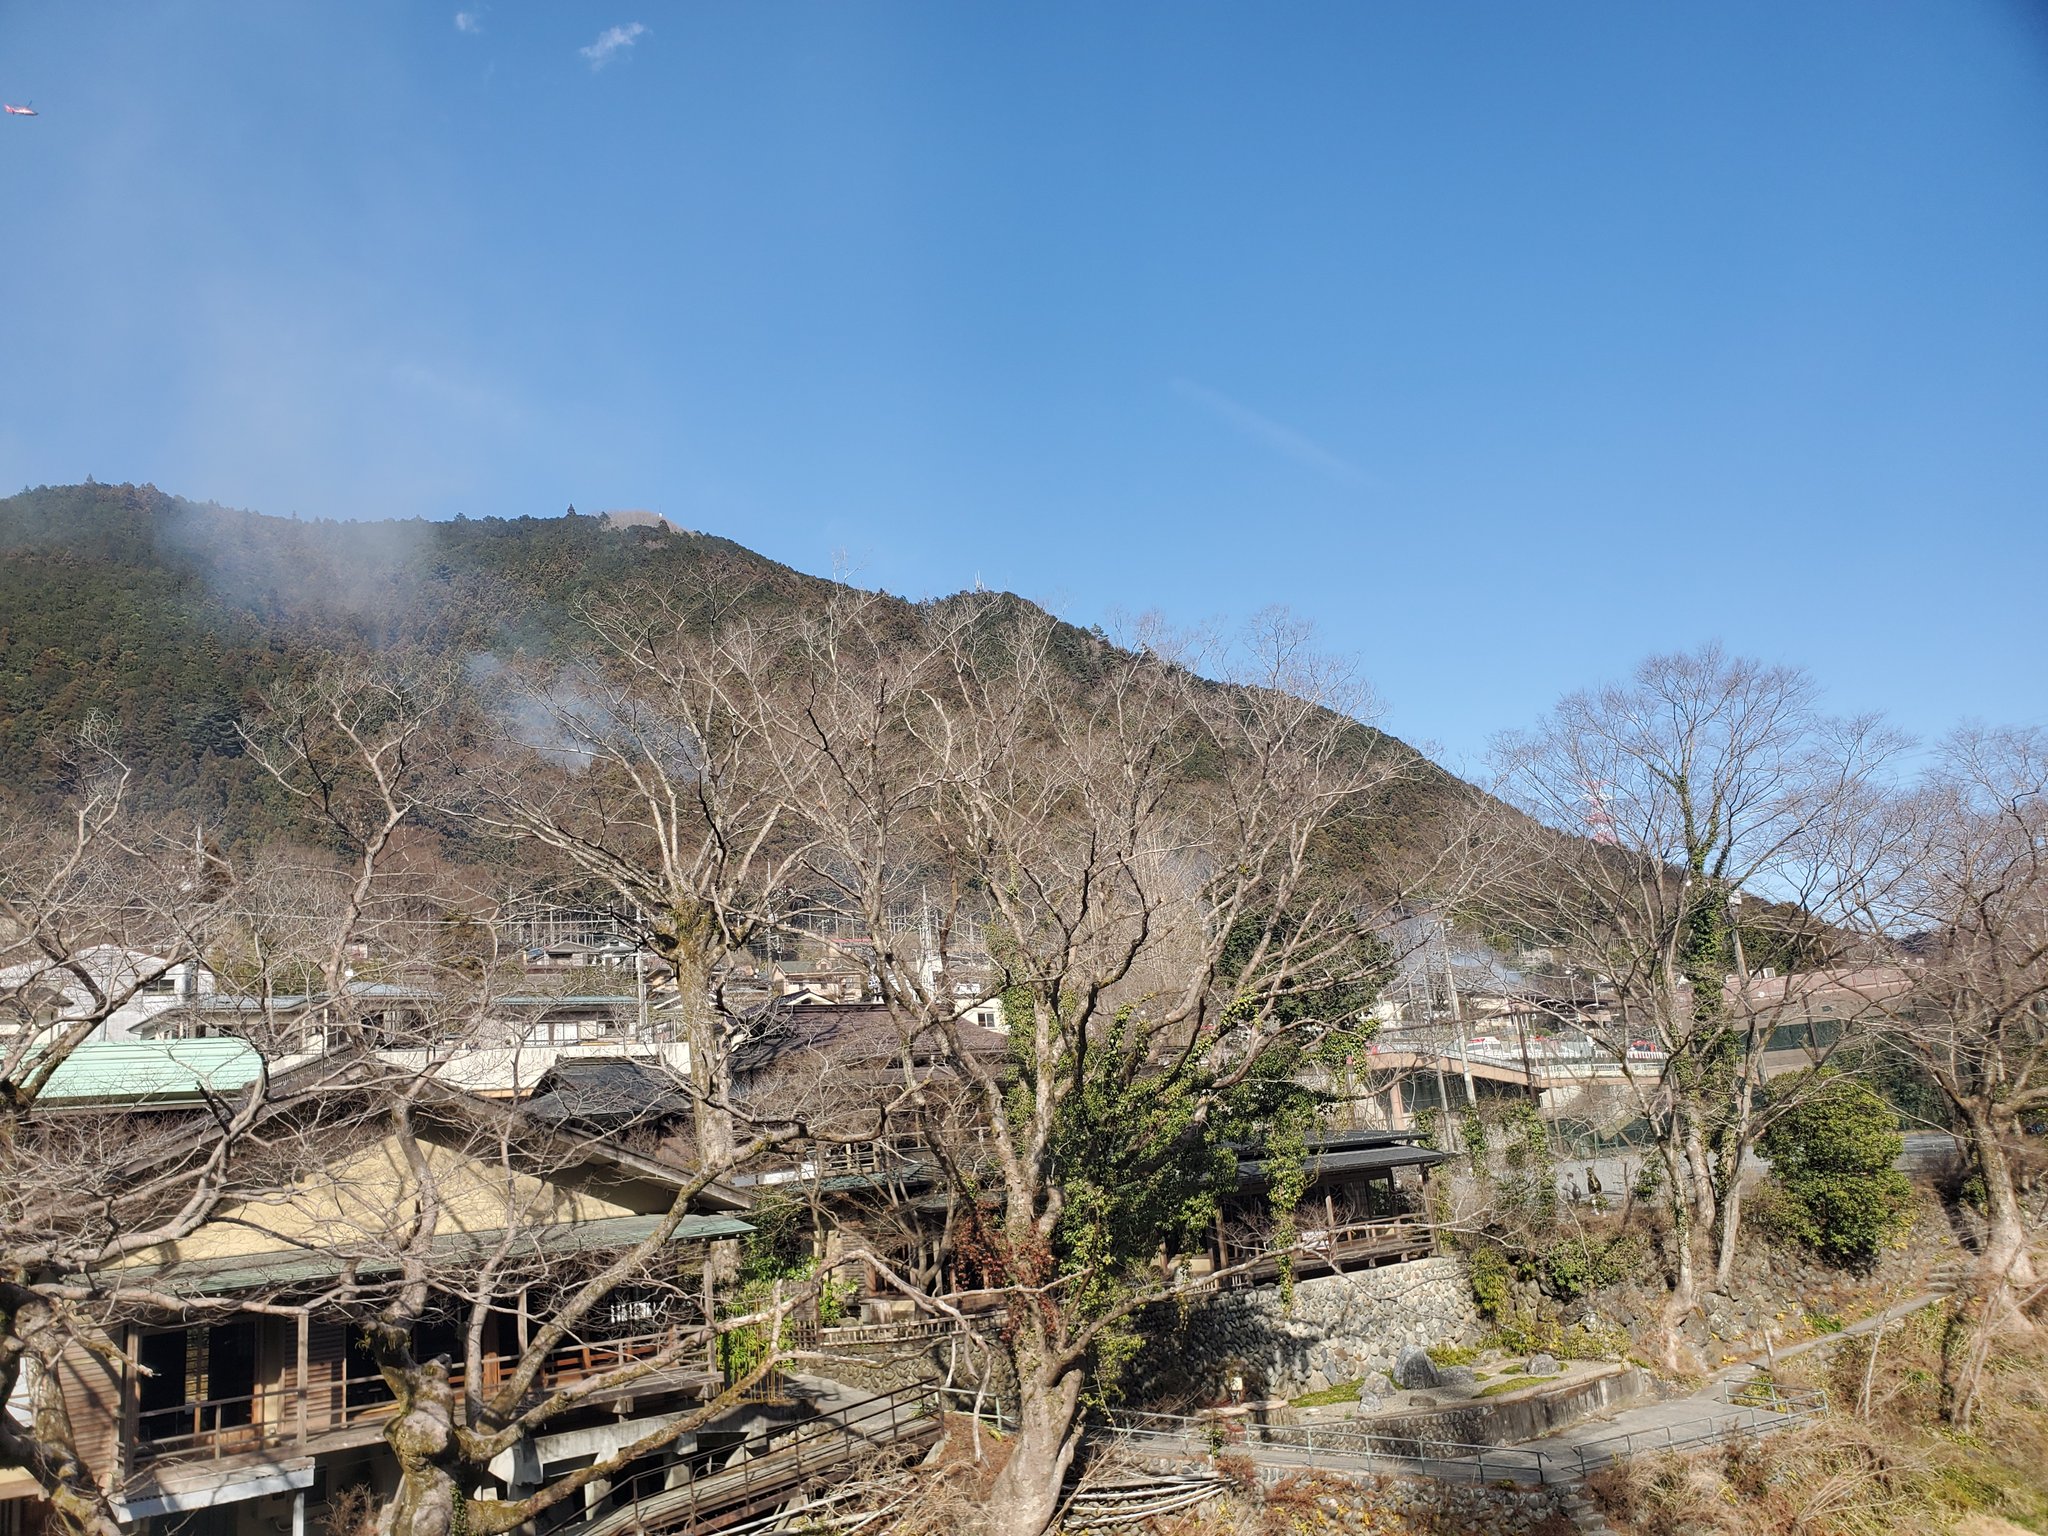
767, 597, 1443, 1536
1883, 726, 2048, 1301
1481, 644, 1909, 1342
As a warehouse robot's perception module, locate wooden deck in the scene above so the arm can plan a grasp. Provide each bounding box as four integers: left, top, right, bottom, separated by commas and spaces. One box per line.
1210, 1218, 1435, 1289
127, 1328, 721, 1478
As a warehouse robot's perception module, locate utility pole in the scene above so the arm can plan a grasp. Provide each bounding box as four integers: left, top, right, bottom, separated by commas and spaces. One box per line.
1442, 916, 1477, 1110
1512, 1006, 1541, 1106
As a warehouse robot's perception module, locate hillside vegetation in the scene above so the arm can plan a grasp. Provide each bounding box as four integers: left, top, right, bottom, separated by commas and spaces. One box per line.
0, 482, 1477, 876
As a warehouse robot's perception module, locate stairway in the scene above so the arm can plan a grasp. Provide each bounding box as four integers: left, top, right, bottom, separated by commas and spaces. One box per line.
1927, 1258, 1973, 1294
557, 1383, 939, 1536
1558, 1487, 1621, 1534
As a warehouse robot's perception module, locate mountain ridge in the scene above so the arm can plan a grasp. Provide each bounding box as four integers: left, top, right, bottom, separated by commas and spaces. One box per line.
0, 481, 1479, 883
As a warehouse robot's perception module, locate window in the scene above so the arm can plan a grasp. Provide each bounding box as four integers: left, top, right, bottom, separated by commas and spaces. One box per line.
135, 1321, 258, 1442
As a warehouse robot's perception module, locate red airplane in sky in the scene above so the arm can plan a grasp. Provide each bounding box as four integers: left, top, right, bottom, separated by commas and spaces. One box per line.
3, 103, 37, 116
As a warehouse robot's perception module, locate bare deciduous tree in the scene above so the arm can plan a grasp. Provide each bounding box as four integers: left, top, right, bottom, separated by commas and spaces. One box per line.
1, 731, 285, 1536
1885, 726, 2047, 1302
1482, 644, 1908, 1334
215, 664, 861, 1536
756, 597, 1430, 1536
466, 595, 812, 1170
238, 659, 470, 1013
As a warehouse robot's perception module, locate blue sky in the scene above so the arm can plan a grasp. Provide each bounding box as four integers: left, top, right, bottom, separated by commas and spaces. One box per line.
2, 2, 2043, 769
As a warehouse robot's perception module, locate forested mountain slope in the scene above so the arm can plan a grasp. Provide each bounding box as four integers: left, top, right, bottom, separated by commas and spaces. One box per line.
0, 481, 1479, 879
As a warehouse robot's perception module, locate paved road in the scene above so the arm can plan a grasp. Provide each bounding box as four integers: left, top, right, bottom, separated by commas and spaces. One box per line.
1557, 1131, 1958, 1199
1494, 1289, 1952, 1476
1107, 1292, 1960, 1493
1505, 1397, 1803, 1475
1722, 1289, 1949, 1374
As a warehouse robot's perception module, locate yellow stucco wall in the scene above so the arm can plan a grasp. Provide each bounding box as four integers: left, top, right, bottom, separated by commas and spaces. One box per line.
122, 1132, 651, 1267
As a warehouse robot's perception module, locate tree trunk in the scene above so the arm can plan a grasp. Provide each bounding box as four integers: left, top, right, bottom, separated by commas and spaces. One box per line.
1683, 1112, 1717, 1241
380, 1363, 465, 1536
1713, 1174, 1745, 1293
8, 1292, 125, 1536
1966, 1106, 2039, 1295
1651, 1132, 1699, 1365
669, 941, 734, 1171
384, 1463, 461, 1536
980, 1365, 1082, 1536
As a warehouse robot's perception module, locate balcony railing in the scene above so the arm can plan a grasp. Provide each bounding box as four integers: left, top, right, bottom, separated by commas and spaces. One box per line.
1205, 1217, 1434, 1288
130, 1326, 718, 1469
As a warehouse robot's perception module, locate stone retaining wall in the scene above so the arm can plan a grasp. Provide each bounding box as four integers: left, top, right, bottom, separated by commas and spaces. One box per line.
1371, 1365, 1646, 1448
1128, 1256, 1481, 1404
1239, 1469, 1566, 1535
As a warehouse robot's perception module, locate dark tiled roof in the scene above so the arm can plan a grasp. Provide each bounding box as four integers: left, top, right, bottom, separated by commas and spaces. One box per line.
1237, 1141, 1450, 1185
728, 1000, 1006, 1078
519, 1057, 693, 1131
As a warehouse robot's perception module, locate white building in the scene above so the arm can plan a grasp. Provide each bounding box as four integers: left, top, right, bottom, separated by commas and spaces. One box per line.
0, 944, 219, 1044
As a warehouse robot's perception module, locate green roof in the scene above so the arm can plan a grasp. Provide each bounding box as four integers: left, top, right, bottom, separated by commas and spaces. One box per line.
33, 1039, 268, 1106
100, 1212, 756, 1297
815, 1161, 934, 1194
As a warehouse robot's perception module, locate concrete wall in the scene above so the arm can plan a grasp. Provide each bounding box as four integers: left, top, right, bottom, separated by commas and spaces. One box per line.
1297, 1365, 1648, 1450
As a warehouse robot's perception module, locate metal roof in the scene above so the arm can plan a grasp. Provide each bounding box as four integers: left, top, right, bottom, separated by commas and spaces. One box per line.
497, 996, 640, 1008
1237, 1143, 1451, 1184
32, 1040, 268, 1106
1304, 1127, 1435, 1152
103, 1212, 755, 1298
814, 1162, 934, 1194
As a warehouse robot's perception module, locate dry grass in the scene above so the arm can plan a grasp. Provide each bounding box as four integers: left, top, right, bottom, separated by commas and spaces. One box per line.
1587, 1302, 2048, 1536
1142, 1469, 1577, 1536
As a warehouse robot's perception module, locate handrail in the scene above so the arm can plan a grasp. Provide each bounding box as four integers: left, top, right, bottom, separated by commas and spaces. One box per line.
804, 1312, 1005, 1348
1195, 1218, 1434, 1289
1218, 1217, 1429, 1259
1092, 1406, 1561, 1485
559, 1383, 940, 1536
131, 1327, 719, 1467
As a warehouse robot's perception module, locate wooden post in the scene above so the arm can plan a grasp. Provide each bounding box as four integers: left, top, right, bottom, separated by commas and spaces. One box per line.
296, 1313, 309, 1445
118, 1324, 139, 1482
703, 1259, 717, 1375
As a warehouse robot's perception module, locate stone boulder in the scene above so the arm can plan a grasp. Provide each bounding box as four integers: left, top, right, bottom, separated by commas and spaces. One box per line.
1392, 1344, 1440, 1390
1527, 1353, 1561, 1376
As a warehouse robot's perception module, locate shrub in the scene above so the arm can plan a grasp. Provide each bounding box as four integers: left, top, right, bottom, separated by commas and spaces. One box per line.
1759, 1074, 1914, 1269
1539, 1229, 1650, 1301
1469, 1244, 1513, 1319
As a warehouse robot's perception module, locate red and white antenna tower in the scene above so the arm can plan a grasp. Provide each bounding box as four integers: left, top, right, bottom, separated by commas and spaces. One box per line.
1581, 779, 1620, 847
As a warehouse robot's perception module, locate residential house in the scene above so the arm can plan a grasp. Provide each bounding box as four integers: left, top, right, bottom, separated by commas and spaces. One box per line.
1205, 1127, 1446, 1285
23, 1071, 763, 1536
